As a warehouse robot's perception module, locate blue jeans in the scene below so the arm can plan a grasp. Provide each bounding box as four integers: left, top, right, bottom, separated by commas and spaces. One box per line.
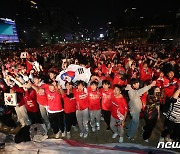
127, 112, 140, 138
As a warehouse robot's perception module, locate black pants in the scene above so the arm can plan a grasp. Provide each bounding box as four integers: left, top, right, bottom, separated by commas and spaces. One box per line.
102, 110, 111, 128
14, 126, 31, 143
143, 117, 157, 140
161, 119, 180, 140
48, 112, 64, 134
27, 111, 43, 124
0, 113, 16, 128
65, 112, 77, 132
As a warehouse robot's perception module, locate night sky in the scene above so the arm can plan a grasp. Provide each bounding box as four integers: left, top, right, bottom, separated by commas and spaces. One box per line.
1, 0, 180, 30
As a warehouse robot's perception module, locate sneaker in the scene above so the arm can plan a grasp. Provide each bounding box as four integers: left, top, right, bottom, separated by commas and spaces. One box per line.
80, 133, 83, 138
83, 133, 88, 138
97, 126, 100, 131
55, 131, 61, 139
119, 137, 124, 143
159, 137, 164, 142
72, 125, 78, 132
144, 139, 149, 143
67, 132, 71, 139
165, 137, 173, 142
126, 134, 134, 141
112, 133, 118, 139
62, 132, 66, 137
10, 128, 15, 132
106, 126, 110, 131
92, 127, 96, 132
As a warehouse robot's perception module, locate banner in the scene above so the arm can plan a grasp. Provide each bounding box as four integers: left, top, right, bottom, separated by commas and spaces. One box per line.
56, 64, 91, 89
20, 52, 29, 59
4, 93, 17, 106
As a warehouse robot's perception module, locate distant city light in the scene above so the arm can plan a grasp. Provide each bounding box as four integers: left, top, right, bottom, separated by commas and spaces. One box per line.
100, 27, 103, 29
132, 8, 136, 10
140, 17, 144, 19
24, 30, 26, 33
81, 34, 83, 37
100, 34, 104, 38
169, 39, 174, 40
108, 22, 112, 24
30, 1, 37, 5
162, 38, 167, 40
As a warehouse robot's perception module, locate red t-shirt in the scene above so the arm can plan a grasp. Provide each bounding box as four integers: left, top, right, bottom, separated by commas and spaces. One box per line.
101, 88, 113, 111
11, 86, 25, 107
74, 89, 89, 110
112, 76, 127, 86
62, 91, 76, 113
88, 87, 101, 110
46, 89, 63, 112
139, 63, 152, 82
111, 95, 128, 120
163, 77, 178, 97
36, 83, 49, 106
24, 89, 39, 112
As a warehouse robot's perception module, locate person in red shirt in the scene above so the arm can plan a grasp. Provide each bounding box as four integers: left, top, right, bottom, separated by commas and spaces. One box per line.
139, 61, 152, 84
112, 72, 127, 86
31, 75, 51, 130
23, 86, 42, 124
11, 85, 31, 127
163, 70, 178, 112
60, 81, 77, 139
88, 81, 101, 132
46, 82, 65, 138
110, 84, 128, 143
101, 80, 113, 131
74, 80, 89, 138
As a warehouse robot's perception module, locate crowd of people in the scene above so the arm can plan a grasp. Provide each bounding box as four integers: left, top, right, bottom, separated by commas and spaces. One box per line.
0, 41, 179, 144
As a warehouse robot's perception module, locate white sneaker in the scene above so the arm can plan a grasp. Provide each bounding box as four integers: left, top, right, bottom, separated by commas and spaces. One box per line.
80, 133, 83, 138
112, 133, 118, 139
67, 132, 71, 139
97, 126, 100, 131
72, 125, 78, 132
62, 132, 66, 137
83, 133, 88, 138
159, 137, 164, 142
92, 127, 96, 132
144, 139, 149, 143
55, 131, 61, 138
119, 137, 124, 143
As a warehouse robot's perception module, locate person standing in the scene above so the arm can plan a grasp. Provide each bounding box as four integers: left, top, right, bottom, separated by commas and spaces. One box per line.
88, 81, 101, 132
160, 86, 180, 142
46, 82, 65, 138
101, 80, 113, 131
74, 80, 89, 138
125, 79, 156, 140
142, 86, 161, 142
60, 82, 77, 139
110, 84, 128, 143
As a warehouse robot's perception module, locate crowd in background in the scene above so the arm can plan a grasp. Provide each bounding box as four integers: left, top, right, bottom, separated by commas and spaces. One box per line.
0, 41, 179, 143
